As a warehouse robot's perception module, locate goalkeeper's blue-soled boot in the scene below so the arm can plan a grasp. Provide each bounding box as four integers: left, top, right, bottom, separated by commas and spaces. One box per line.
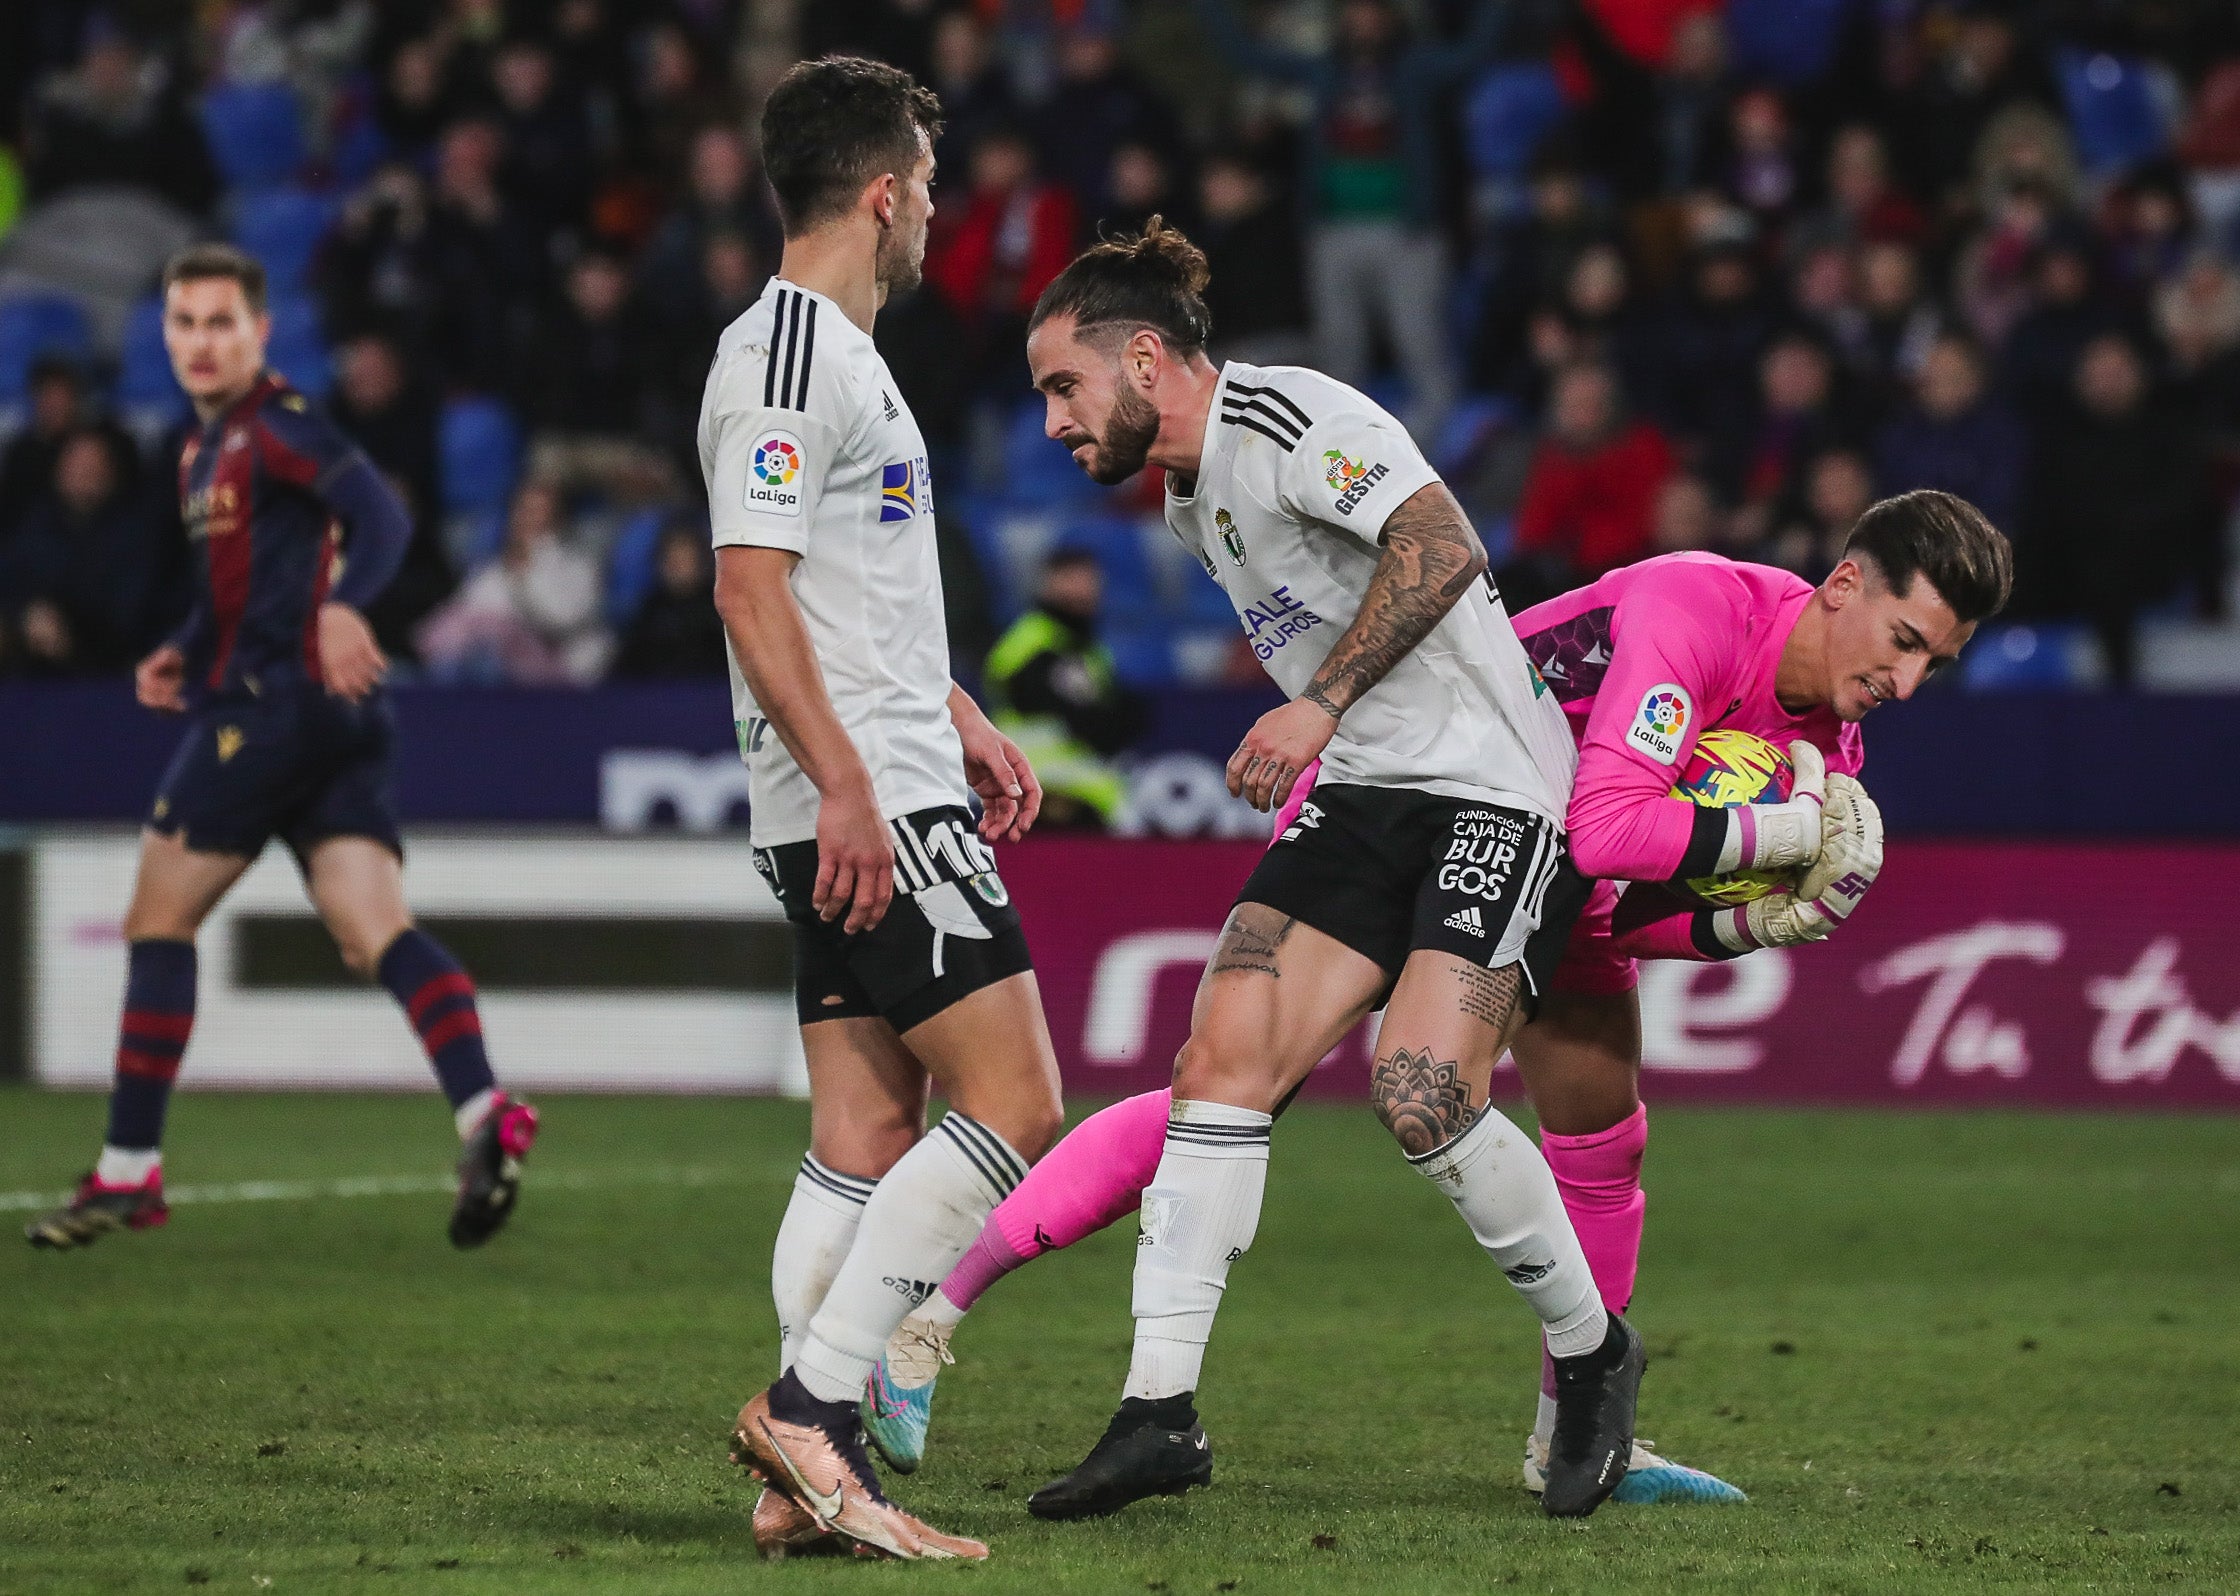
1542, 1314, 1644, 1518
862, 1311, 953, 1474
1027, 1395, 1214, 1520
1526, 1433, 1748, 1504
25, 1170, 169, 1250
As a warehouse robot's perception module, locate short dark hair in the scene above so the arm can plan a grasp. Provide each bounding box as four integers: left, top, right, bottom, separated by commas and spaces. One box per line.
1029, 216, 1212, 354
760, 56, 943, 235
1843, 489, 2013, 623
162, 243, 268, 314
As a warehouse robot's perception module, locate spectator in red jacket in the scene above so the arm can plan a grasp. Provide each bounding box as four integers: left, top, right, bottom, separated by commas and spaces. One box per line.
924, 125, 1080, 400
1502, 362, 1676, 609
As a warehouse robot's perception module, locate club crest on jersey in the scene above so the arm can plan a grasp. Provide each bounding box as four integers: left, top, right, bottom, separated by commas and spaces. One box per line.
747, 431, 804, 516
1323, 449, 1389, 516
1628, 682, 1692, 765
880, 459, 918, 522
1215, 507, 1246, 566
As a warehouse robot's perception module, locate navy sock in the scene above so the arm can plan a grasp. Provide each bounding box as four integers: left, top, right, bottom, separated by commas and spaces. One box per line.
375, 929, 497, 1109
105, 940, 198, 1152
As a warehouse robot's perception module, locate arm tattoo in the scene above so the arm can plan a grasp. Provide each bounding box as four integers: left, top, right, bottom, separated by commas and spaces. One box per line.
1456, 962, 1523, 1031
1301, 683, 1342, 720
1371, 1047, 1480, 1158
1209, 907, 1298, 978
1303, 484, 1487, 717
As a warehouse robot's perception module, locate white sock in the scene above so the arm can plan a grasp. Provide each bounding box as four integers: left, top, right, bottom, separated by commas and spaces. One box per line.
773, 1154, 876, 1373
453, 1087, 499, 1142
1405, 1109, 1607, 1358
96, 1146, 161, 1186
793, 1114, 1026, 1405
1124, 1100, 1272, 1402
1534, 1390, 1558, 1452
920, 1288, 967, 1329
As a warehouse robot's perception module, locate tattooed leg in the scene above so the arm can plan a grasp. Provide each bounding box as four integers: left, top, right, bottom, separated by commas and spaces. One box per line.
1171, 905, 1383, 1114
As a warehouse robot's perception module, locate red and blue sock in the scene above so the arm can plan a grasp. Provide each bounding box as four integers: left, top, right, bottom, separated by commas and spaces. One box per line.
100, 939, 198, 1176
377, 929, 497, 1117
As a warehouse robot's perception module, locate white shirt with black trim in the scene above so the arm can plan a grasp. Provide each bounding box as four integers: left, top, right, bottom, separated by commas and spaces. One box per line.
698, 277, 968, 847
1166, 361, 1578, 822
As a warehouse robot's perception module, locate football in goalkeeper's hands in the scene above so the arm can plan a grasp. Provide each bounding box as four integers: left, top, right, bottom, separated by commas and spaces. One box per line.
1671, 727, 1795, 906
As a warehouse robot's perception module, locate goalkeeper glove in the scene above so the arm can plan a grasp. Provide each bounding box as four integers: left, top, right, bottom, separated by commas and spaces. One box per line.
1710, 773, 1884, 953
1714, 740, 1828, 874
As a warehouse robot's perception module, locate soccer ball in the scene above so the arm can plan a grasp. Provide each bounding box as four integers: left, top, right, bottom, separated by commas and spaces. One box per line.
1670, 728, 1795, 906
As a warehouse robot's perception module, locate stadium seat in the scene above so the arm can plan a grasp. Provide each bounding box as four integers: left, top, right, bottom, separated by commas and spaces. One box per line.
1104, 619, 1177, 687
0, 291, 95, 403
1463, 63, 1567, 184
604, 507, 670, 627
1724, 0, 1850, 88
1002, 398, 1098, 505
116, 295, 189, 441
2055, 49, 2176, 177
230, 187, 340, 295
1959, 622, 2094, 690
440, 395, 524, 516
200, 82, 307, 191
1054, 515, 1161, 622
264, 296, 332, 397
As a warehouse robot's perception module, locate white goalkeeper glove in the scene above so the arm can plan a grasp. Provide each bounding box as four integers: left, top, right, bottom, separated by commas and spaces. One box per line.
1714, 740, 1827, 874
1712, 773, 1884, 952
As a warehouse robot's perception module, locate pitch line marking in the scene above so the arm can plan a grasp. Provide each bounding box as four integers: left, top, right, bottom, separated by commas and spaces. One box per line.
0, 1164, 755, 1214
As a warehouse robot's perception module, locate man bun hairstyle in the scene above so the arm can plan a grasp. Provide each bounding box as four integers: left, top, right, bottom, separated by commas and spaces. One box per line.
1843, 488, 2014, 623
163, 242, 268, 314
760, 55, 943, 236
1030, 215, 1213, 355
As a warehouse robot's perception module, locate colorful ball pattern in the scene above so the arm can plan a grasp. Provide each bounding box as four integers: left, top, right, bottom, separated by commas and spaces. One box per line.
752, 438, 800, 485
1670, 727, 1797, 906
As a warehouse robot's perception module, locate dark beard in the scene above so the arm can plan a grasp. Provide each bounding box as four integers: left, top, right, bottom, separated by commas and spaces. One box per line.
1084, 382, 1159, 484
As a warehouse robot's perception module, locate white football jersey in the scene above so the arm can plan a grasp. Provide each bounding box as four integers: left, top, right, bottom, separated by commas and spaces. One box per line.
1166, 361, 1577, 821
699, 277, 968, 846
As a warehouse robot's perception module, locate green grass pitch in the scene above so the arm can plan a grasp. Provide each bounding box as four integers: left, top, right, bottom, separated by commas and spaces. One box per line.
2, 1087, 2234, 1593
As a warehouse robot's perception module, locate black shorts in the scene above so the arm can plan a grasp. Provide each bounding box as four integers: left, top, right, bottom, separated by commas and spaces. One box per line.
149, 687, 403, 865
1237, 782, 1589, 1014
755, 805, 1033, 1033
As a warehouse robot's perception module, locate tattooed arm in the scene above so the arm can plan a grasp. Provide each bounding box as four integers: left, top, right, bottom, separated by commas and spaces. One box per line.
1227, 482, 1489, 808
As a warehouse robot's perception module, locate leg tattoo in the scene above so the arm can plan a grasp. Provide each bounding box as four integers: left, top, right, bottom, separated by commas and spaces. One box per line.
1209, 908, 1298, 979
1372, 1048, 1480, 1157
1456, 962, 1523, 1031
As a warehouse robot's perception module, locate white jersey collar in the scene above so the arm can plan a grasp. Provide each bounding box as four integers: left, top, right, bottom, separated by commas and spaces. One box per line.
1172, 361, 1242, 504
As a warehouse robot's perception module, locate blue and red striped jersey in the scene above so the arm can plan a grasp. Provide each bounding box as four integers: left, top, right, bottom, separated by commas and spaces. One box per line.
174, 371, 402, 694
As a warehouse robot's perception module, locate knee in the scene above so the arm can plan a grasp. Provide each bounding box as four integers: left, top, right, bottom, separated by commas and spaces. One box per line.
121, 903, 198, 943
1172, 1027, 1264, 1109
1367, 1041, 1475, 1158
814, 1114, 921, 1183
333, 927, 394, 981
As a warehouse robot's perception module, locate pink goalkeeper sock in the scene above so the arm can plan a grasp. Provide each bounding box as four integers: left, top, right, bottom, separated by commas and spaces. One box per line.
1538, 1103, 1648, 1395
938, 1088, 1173, 1313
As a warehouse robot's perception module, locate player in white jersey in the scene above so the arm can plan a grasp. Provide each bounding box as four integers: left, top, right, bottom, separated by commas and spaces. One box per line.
704, 58, 1065, 1563
1019, 222, 1643, 1521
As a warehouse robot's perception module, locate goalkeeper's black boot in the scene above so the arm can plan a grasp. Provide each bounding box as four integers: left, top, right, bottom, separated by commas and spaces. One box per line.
449, 1094, 539, 1248
1542, 1314, 1644, 1518
1027, 1395, 1213, 1520
26, 1171, 169, 1250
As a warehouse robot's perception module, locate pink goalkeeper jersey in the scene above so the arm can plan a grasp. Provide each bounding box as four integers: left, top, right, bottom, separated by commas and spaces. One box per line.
1512, 552, 1864, 885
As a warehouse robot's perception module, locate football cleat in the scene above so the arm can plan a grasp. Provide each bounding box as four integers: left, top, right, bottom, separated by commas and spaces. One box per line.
862, 1310, 954, 1473
1542, 1315, 1645, 1518
25, 1171, 169, 1250
1027, 1396, 1214, 1521
1525, 1432, 1747, 1505
449, 1093, 538, 1249
751, 1486, 844, 1559
731, 1376, 987, 1561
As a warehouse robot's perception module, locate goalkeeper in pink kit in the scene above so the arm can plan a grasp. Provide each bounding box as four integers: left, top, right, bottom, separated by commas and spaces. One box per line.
861, 490, 2012, 1502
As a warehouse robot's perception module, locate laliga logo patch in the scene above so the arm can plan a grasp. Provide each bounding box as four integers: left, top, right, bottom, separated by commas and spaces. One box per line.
1627, 682, 1692, 765
1323, 448, 1390, 516
746, 431, 804, 516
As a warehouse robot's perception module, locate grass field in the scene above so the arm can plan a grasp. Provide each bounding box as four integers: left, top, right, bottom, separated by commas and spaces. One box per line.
2, 1088, 2235, 1594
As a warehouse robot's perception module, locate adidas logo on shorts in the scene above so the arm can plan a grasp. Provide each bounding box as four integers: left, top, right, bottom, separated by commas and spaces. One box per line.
1443, 905, 1485, 937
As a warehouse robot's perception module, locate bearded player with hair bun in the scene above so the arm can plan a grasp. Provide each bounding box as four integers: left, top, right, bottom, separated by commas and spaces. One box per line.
856, 215, 2015, 1512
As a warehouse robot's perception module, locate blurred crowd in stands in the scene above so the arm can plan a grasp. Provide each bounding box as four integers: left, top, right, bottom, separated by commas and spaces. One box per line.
3, 0, 2240, 694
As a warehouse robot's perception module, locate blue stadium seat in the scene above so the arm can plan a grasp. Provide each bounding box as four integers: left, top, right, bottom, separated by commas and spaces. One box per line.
264, 296, 331, 396
1002, 399, 1097, 505
230, 187, 339, 295
1725, 0, 1851, 89
1960, 622, 2093, 690
1463, 63, 1566, 183
605, 507, 670, 627
1053, 515, 1160, 621
1104, 619, 1177, 687
2055, 49, 2174, 177
0, 292, 95, 403
116, 296, 189, 437
440, 395, 523, 515
200, 83, 306, 191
